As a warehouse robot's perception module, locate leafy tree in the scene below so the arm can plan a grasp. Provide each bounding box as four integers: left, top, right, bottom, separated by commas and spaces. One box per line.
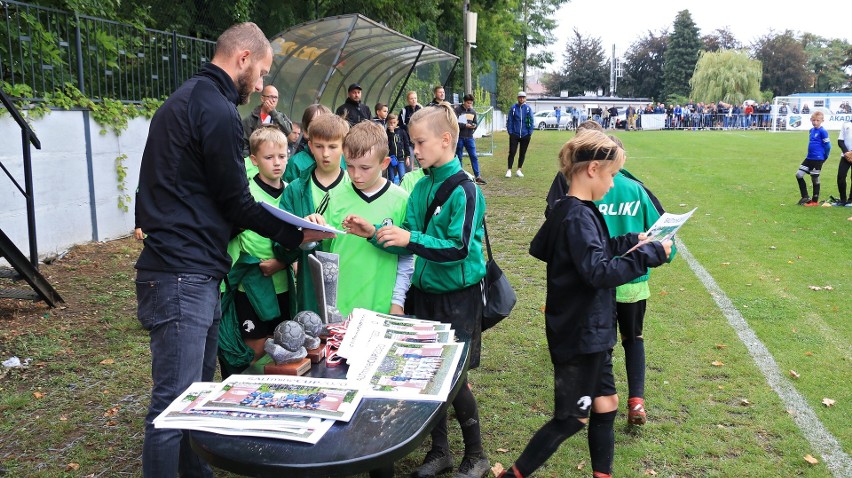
689, 49, 760, 104
662, 9, 701, 100
751, 30, 809, 96
702, 27, 741, 52
560, 29, 608, 97
496, 62, 522, 112
801, 34, 851, 92
618, 30, 667, 100
517, 0, 569, 73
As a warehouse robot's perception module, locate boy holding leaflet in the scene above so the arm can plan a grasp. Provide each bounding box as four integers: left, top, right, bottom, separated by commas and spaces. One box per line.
313, 121, 411, 317
277, 114, 351, 314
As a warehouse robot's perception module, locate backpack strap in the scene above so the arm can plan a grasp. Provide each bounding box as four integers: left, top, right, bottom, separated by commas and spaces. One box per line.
422, 170, 471, 232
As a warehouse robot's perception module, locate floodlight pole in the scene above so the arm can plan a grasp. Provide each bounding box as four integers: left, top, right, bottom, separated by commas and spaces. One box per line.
463, 0, 473, 95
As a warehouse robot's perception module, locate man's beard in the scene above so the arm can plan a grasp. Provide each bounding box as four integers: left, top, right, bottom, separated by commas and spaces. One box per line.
237, 70, 254, 105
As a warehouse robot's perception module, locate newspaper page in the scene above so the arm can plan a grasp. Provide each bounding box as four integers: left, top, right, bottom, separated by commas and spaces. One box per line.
626, 207, 696, 254
339, 309, 452, 359
153, 383, 335, 444
194, 375, 364, 422
261, 202, 346, 234
348, 340, 464, 402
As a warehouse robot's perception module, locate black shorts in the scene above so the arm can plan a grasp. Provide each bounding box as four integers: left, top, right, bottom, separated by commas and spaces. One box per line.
553, 350, 616, 420
410, 282, 483, 369
799, 159, 824, 175
235, 291, 290, 339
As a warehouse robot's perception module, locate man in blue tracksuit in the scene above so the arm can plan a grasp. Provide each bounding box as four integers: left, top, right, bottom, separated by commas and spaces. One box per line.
506, 91, 534, 178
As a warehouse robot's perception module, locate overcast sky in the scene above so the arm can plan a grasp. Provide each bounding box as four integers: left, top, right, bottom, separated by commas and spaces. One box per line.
531, 0, 852, 68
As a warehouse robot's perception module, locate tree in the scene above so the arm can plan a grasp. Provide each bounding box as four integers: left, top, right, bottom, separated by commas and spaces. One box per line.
518, 0, 570, 77
662, 10, 701, 100
560, 29, 608, 97
619, 30, 667, 100
689, 49, 761, 104
751, 31, 809, 96
801, 34, 851, 92
702, 27, 741, 52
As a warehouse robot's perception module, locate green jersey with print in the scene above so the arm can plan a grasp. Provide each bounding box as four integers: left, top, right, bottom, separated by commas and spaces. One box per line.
234, 177, 289, 293
323, 181, 409, 317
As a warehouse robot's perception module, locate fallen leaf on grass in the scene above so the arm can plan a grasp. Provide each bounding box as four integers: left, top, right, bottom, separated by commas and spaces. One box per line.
804, 454, 819, 465
787, 260, 794, 264
805, 351, 813, 356
33, 391, 44, 399
823, 285, 833, 291
721, 262, 731, 266
576, 460, 586, 470
496, 448, 508, 453
99, 358, 115, 365
740, 399, 751, 406
789, 370, 800, 379
59, 415, 68, 421
105, 420, 118, 426
103, 406, 120, 417
66, 463, 80, 471
658, 290, 668, 296
808, 285, 823, 291
644, 470, 658, 476
822, 398, 835, 407
491, 463, 504, 476
711, 360, 725, 367
715, 343, 728, 349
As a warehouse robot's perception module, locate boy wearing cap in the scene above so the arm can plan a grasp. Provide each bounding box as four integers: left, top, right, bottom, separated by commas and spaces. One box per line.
336, 83, 372, 126
506, 91, 534, 178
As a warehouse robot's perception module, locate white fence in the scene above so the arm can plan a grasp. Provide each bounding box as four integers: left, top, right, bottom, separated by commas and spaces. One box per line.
1, 111, 147, 262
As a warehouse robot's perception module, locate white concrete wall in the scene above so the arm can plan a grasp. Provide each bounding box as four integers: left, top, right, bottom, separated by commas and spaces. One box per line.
1, 110, 149, 262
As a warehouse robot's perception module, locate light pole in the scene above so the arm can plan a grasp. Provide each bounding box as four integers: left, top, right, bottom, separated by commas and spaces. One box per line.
463, 0, 477, 95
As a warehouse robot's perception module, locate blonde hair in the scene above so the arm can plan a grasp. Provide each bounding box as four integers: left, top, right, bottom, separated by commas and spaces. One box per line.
811, 111, 824, 121
559, 130, 624, 183
408, 102, 459, 143
576, 119, 604, 134
213, 22, 271, 60
343, 121, 389, 163
249, 125, 288, 156
308, 113, 349, 142
301, 104, 332, 139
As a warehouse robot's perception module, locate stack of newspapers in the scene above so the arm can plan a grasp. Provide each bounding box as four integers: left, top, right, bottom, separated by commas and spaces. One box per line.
154, 309, 463, 443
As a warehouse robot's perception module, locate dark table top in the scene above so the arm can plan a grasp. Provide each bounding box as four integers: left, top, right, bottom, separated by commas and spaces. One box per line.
189, 339, 469, 477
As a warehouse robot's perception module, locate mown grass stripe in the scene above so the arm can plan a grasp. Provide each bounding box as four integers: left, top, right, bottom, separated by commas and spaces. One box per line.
676, 238, 852, 477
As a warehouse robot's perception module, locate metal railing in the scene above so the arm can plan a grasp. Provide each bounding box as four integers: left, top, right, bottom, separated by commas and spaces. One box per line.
1, 0, 215, 102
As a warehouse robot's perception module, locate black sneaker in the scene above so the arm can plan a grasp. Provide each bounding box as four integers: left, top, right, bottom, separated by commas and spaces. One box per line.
474, 176, 487, 185
797, 197, 810, 206
411, 449, 453, 478
453, 453, 490, 478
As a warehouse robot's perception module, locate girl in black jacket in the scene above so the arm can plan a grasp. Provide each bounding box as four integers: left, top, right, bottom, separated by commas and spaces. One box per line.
499, 131, 672, 478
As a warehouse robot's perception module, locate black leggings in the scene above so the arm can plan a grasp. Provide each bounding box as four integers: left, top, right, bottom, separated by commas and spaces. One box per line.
508, 134, 532, 170
838, 158, 852, 203
513, 352, 610, 476
429, 379, 483, 456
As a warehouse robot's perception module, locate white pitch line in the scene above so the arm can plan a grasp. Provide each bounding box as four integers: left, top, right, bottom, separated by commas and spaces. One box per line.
675, 238, 852, 477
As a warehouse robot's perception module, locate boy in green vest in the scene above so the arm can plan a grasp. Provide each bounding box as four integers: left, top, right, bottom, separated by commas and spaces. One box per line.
277, 113, 351, 315
312, 121, 411, 317
230, 126, 293, 360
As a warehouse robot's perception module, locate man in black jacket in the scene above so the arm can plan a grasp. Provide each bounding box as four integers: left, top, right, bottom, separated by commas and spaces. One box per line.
135, 22, 333, 478
240, 84, 293, 156
335, 83, 371, 126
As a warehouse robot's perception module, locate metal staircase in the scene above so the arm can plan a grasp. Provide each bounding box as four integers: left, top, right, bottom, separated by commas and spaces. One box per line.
0, 86, 64, 307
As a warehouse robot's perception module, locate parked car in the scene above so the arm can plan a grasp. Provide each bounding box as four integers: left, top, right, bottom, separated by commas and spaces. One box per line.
532, 110, 570, 130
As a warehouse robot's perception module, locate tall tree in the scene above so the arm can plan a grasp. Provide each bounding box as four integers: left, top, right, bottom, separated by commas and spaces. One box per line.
618, 30, 668, 100
689, 49, 761, 104
662, 10, 701, 100
518, 0, 569, 77
702, 27, 741, 52
801, 34, 851, 92
751, 31, 808, 96
560, 29, 608, 97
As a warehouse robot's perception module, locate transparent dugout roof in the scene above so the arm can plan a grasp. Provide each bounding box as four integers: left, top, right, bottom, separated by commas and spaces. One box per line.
267, 14, 458, 120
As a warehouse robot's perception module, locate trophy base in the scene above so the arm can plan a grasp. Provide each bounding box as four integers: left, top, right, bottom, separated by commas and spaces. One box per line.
264, 358, 311, 376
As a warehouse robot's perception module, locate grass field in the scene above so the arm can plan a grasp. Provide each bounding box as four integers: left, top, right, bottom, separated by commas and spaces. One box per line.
0, 129, 849, 477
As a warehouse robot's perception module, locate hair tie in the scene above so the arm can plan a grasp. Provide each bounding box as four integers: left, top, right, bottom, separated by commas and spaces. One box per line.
576, 147, 616, 162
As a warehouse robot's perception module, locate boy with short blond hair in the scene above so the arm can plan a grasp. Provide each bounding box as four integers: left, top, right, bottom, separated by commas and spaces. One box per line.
225, 126, 292, 363
796, 111, 831, 206
318, 121, 411, 317
278, 114, 351, 314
